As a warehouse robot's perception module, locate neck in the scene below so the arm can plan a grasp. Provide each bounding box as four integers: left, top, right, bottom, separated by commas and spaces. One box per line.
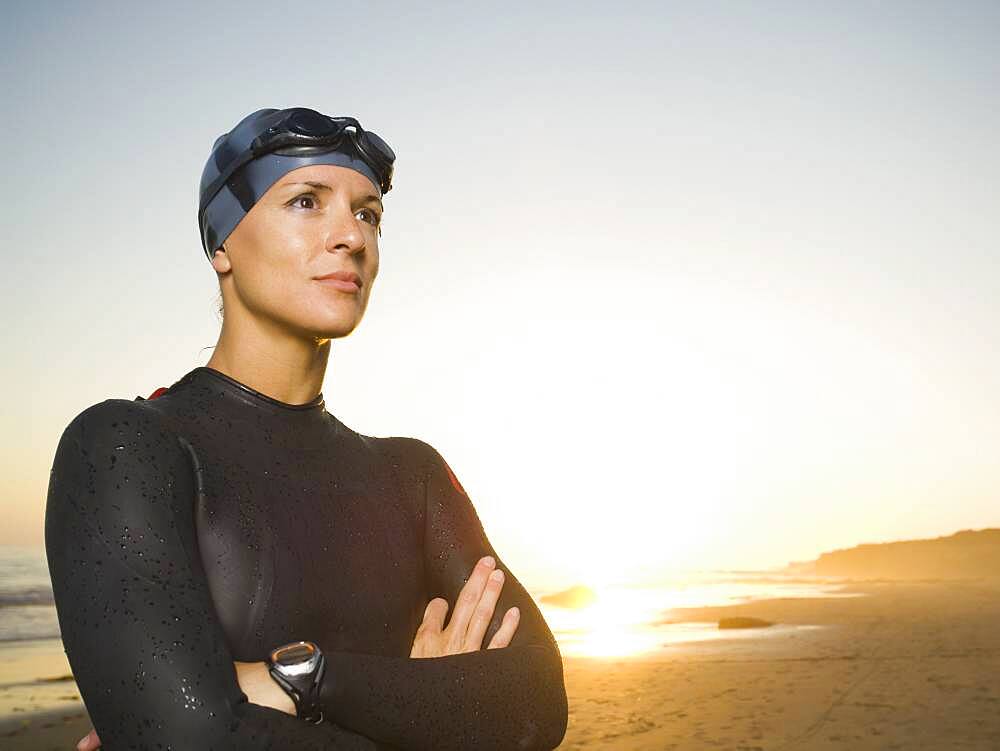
206, 309, 331, 407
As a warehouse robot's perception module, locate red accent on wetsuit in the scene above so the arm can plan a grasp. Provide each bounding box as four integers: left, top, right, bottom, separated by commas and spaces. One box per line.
443, 459, 467, 496
147, 386, 169, 400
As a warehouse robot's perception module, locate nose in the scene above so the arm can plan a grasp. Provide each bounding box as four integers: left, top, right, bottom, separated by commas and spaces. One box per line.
323, 201, 367, 256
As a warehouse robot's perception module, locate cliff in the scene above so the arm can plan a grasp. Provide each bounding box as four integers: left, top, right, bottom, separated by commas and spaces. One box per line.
811, 528, 1000, 580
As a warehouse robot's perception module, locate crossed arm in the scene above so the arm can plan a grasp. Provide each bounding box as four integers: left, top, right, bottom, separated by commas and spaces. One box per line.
314, 436, 568, 749
46, 400, 567, 750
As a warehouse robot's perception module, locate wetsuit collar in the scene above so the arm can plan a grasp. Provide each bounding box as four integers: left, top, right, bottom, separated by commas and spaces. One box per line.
174, 366, 326, 414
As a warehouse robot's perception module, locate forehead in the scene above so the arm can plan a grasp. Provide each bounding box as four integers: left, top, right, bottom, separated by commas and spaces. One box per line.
276, 163, 375, 192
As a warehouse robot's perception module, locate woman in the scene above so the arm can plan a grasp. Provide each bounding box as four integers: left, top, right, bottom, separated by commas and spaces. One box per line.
45, 107, 568, 750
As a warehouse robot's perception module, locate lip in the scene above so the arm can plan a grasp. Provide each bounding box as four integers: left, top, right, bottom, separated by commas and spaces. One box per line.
313, 270, 362, 292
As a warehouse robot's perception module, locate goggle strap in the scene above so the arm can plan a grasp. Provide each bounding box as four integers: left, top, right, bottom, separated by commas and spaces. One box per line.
228, 170, 258, 213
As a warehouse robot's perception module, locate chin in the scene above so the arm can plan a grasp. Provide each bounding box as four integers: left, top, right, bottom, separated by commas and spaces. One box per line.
284, 298, 368, 339
299, 316, 361, 340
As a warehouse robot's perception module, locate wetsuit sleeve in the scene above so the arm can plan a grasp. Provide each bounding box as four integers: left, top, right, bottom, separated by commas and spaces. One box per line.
44, 399, 388, 750
316, 438, 569, 751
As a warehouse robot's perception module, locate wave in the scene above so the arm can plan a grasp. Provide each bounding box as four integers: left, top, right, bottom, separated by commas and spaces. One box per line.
0, 587, 55, 606
0, 630, 63, 644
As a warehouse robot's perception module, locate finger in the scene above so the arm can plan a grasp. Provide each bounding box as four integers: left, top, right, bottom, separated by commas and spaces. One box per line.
445, 556, 496, 642
463, 567, 506, 651
487, 606, 521, 649
77, 728, 100, 751
420, 597, 449, 634
411, 599, 451, 658
76, 729, 92, 751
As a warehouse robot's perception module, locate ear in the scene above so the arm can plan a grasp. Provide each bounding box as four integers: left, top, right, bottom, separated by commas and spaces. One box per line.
210, 244, 232, 274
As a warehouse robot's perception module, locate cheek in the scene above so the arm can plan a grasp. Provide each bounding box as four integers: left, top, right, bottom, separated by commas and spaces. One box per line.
234, 263, 301, 318
234, 238, 311, 311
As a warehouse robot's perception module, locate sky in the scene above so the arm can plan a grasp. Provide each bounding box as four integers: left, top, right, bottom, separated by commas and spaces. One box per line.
2, 1, 998, 591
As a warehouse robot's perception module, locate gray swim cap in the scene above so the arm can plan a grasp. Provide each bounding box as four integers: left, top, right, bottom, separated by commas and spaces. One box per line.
198, 107, 394, 262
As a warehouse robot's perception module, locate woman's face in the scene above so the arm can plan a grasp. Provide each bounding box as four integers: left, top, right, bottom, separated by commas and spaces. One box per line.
212, 163, 382, 340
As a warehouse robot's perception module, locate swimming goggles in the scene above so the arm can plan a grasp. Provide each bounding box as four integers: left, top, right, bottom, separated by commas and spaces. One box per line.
198, 107, 395, 221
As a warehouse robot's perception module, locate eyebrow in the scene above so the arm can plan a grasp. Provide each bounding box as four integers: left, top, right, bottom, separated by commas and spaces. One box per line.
283, 181, 383, 210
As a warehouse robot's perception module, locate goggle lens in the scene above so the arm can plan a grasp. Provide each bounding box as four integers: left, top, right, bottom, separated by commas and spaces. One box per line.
286, 108, 338, 137
363, 130, 395, 163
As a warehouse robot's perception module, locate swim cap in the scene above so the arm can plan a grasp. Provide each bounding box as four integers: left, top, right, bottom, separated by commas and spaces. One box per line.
198, 107, 395, 262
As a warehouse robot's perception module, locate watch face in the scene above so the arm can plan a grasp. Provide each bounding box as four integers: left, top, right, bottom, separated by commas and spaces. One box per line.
271, 641, 320, 676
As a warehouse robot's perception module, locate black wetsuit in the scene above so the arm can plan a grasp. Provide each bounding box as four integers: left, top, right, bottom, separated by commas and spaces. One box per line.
45, 366, 567, 750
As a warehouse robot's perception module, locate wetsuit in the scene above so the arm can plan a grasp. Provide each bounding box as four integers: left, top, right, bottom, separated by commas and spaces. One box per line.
44, 366, 568, 750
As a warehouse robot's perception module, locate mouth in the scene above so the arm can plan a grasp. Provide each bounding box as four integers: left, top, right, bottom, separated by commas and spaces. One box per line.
313, 270, 362, 291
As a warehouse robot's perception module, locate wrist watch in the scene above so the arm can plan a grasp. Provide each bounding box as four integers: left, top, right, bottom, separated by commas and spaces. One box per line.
266, 640, 326, 724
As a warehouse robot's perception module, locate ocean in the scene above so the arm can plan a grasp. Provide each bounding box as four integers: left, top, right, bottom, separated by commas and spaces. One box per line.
0, 546, 60, 644
0, 545, 857, 656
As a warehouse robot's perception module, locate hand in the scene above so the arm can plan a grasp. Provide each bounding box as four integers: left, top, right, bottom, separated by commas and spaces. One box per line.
410, 555, 521, 658
74, 660, 295, 750
234, 660, 296, 716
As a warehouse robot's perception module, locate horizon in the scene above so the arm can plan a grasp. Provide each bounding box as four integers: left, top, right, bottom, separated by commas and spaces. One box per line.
5, 523, 998, 593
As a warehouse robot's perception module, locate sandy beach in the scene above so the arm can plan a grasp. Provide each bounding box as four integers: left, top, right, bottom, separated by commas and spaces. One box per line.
561, 579, 1000, 750
3, 579, 999, 750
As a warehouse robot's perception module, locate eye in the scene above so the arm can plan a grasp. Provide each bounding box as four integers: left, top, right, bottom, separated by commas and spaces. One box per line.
288, 193, 318, 210
356, 207, 381, 227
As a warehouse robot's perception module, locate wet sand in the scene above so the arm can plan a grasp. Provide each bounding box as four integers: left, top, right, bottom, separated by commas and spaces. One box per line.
0, 638, 89, 750
3, 580, 1000, 749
